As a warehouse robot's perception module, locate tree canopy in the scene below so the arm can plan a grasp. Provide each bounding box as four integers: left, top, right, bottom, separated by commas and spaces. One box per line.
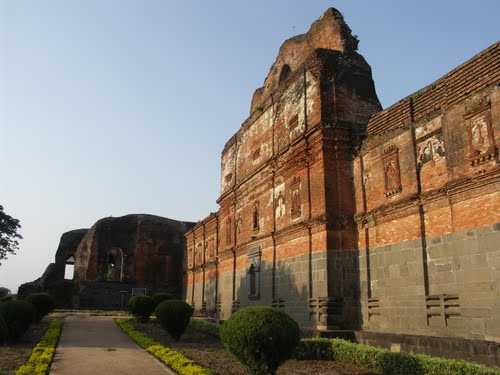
0, 205, 22, 265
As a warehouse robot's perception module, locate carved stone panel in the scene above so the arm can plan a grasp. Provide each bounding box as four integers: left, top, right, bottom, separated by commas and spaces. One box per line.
290, 176, 302, 219
466, 109, 497, 166
417, 133, 446, 167
383, 146, 402, 197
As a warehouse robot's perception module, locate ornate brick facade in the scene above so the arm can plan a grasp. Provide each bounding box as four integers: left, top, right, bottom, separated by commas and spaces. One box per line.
185, 6, 500, 349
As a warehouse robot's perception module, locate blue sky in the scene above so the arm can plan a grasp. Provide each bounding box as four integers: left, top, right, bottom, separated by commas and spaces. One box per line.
1, 1, 498, 292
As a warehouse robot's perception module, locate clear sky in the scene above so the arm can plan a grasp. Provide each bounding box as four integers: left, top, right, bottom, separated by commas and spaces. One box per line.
0, 1, 498, 292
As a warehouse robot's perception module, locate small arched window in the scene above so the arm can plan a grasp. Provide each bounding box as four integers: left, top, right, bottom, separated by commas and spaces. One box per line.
279, 64, 291, 83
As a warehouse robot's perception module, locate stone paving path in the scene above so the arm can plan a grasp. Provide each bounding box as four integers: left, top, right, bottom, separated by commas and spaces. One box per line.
50, 315, 173, 375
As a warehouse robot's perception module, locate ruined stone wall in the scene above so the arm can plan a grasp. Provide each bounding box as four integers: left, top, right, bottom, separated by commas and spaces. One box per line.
75, 214, 194, 298
354, 43, 500, 341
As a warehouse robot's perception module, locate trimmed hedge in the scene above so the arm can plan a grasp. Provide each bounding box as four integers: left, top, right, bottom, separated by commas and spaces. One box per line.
220, 306, 300, 375
294, 338, 500, 375
189, 319, 220, 339
0, 314, 7, 344
0, 300, 36, 342
15, 319, 62, 375
115, 319, 212, 375
26, 293, 55, 322
152, 293, 175, 308
155, 300, 194, 341
128, 296, 155, 322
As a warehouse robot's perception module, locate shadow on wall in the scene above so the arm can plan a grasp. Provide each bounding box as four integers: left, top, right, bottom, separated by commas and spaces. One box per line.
328, 249, 363, 330
231, 252, 363, 331
234, 260, 311, 328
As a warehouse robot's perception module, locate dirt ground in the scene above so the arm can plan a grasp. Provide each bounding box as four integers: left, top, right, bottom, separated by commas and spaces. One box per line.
0, 320, 49, 375
132, 321, 374, 375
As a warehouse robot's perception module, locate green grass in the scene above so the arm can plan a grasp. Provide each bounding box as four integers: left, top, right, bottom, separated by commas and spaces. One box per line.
15, 319, 63, 375
115, 318, 213, 375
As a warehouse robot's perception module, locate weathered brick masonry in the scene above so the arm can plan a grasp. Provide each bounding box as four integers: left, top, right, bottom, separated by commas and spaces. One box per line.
185, 7, 500, 357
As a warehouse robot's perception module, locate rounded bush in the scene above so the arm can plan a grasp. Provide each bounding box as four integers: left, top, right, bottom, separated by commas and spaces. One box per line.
220, 306, 300, 375
0, 314, 7, 344
0, 300, 35, 342
151, 293, 175, 308
155, 300, 193, 341
127, 296, 155, 322
26, 293, 55, 322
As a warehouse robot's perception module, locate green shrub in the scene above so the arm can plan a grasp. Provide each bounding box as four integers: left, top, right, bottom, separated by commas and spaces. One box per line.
26, 293, 55, 322
115, 318, 212, 375
0, 300, 35, 342
295, 338, 500, 375
15, 319, 62, 375
0, 314, 7, 344
152, 293, 175, 308
189, 319, 220, 338
155, 300, 194, 341
220, 306, 300, 375
127, 296, 155, 322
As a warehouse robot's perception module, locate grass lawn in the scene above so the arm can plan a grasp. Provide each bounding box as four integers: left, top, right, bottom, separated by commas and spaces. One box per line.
131, 320, 375, 375
0, 319, 50, 375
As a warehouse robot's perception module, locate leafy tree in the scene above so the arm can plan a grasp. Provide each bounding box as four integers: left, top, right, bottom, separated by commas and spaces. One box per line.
0, 205, 22, 265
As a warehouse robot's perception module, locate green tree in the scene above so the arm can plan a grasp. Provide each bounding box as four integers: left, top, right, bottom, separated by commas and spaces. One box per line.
0, 205, 22, 265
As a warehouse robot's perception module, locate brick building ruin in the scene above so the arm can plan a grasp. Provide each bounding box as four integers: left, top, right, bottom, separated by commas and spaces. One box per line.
20, 214, 194, 310
185, 7, 500, 363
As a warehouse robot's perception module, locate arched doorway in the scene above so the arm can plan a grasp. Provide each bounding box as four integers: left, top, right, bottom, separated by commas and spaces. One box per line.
105, 247, 124, 282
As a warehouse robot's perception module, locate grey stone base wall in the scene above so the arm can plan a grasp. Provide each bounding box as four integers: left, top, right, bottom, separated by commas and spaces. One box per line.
188, 251, 329, 329
360, 222, 500, 342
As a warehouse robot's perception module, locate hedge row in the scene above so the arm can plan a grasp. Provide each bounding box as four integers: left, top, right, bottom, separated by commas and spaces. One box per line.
188, 319, 220, 339
15, 319, 63, 375
294, 338, 500, 375
187, 320, 500, 375
115, 319, 212, 375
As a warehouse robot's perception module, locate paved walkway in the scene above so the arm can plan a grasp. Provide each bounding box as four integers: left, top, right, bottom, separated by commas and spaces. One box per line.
50, 315, 173, 375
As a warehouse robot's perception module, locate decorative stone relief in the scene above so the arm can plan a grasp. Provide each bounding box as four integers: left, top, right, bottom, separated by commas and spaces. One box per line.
275, 191, 286, 219
466, 108, 497, 166
290, 176, 302, 219
383, 146, 402, 197
417, 133, 446, 167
